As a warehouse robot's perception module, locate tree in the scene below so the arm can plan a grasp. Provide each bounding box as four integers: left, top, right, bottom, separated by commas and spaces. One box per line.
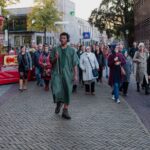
27, 0, 61, 43
89, 0, 134, 46
0, 0, 20, 15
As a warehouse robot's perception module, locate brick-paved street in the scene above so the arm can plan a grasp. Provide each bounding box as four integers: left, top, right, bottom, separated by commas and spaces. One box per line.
0, 82, 150, 150
125, 76, 150, 133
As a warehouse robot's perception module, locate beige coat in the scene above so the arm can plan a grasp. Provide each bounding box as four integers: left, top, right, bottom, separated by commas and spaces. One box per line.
133, 51, 149, 84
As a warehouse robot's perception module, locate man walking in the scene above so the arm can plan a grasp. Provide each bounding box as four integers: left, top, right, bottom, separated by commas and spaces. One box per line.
51, 32, 79, 120
34, 44, 44, 86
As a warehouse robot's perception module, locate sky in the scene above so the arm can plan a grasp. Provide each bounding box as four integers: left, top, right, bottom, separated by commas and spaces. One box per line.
8, 0, 102, 20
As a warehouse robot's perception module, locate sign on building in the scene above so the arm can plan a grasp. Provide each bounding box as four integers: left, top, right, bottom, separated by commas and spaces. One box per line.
83, 32, 91, 39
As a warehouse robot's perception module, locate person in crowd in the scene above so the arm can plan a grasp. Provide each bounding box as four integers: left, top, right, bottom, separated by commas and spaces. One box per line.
133, 43, 149, 95
49, 44, 53, 53
50, 32, 79, 120
108, 45, 126, 103
121, 50, 132, 96
91, 44, 96, 53
77, 45, 85, 85
129, 42, 138, 59
71, 44, 79, 93
34, 44, 44, 86
17, 46, 32, 92
147, 48, 150, 93
95, 45, 105, 83
80, 46, 99, 95
103, 45, 110, 78
39, 44, 52, 91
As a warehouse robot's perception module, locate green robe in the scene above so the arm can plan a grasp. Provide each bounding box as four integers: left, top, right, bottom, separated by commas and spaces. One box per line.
51, 46, 79, 104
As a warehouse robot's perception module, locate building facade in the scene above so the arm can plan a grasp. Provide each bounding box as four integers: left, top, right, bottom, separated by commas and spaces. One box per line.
6, 0, 101, 47
134, 0, 150, 48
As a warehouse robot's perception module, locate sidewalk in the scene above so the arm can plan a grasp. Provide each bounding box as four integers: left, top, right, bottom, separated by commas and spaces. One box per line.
0, 82, 150, 150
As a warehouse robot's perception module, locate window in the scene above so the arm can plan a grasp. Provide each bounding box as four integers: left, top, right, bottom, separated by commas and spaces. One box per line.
14, 36, 20, 47
22, 36, 31, 47
36, 36, 42, 45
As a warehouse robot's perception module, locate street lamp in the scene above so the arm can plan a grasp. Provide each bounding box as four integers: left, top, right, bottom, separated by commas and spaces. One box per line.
125, 29, 129, 48
5, 14, 10, 53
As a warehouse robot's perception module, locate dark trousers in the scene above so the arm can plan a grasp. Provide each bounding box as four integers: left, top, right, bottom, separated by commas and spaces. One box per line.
85, 82, 95, 93
97, 66, 103, 82
143, 76, 149, 94
122, 82, 129, 95
44, 79, 49, 87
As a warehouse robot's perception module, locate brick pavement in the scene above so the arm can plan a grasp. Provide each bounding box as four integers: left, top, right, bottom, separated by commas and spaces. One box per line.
0, 82, 150, 150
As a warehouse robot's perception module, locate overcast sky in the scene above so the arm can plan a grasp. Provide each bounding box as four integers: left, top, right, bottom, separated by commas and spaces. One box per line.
8, 0, 102, 20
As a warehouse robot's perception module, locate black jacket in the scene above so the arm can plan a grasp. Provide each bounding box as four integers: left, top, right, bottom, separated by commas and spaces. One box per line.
147, 53, 150, 76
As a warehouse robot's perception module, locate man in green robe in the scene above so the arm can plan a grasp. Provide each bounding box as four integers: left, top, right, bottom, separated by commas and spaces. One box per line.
51, 32, 79, 120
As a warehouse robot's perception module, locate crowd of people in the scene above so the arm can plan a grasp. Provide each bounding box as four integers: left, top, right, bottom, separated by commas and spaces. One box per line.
16, 32, 150, 120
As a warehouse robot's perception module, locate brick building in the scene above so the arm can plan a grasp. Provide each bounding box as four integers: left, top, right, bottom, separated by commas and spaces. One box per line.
134, 0, 150, 48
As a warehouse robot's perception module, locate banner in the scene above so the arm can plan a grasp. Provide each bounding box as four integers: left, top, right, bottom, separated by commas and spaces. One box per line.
4, 55, 18, 66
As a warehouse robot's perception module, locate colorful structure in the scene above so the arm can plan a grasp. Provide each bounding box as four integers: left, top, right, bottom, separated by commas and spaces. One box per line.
0, 15, 19, 85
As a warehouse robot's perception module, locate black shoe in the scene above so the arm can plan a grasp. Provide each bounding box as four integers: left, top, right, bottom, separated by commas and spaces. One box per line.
55, 102, 63, 114
62, 109, 71, 120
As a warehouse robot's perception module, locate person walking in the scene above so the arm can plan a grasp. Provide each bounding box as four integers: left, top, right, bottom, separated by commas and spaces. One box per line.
51, 32, 79, 120
18, 46, 32, 92
77, 45, 85, 85
103, 45, 110, 78
80, 46, 99, 95
39, 44, 52, 91
133, 43, 149, 94
95, 45, 105, 83
121, 50, 132, 96
34, 44, 44, 86
147, 49, 150, 93
108, 45, 126, 103
129, 42, 138, 59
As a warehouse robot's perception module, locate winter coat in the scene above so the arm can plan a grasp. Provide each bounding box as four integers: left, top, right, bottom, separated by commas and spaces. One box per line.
147, 52, 150, 76
133, 51, 149, 84
108, 52, 126, 86
39, 52, 52, 80
123, 56, 132, 82
80, 52, 99, 81
18, 52, 32, 71
34, 50, 43, 68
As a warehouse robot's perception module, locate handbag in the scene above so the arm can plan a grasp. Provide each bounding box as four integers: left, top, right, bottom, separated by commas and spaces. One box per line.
87, 54, 99, 78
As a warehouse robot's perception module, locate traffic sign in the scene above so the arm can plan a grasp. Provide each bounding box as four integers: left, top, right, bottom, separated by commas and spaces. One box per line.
83, 32, 91, 39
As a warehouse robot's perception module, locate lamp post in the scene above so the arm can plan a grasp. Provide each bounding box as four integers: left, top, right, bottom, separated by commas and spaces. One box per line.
5, 14, 10, 53
125, 29, 129, 48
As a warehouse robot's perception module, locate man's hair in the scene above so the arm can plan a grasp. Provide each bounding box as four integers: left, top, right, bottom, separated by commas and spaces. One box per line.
60, 32, 70, 42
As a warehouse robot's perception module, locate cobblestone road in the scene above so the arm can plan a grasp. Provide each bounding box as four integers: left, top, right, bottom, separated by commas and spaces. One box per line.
0, 82, 150, 150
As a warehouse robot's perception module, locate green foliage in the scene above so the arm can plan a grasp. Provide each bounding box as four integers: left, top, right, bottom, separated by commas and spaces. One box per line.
89, 0, 134, 43
0, 0, 20, 15
27, 0, 61, 32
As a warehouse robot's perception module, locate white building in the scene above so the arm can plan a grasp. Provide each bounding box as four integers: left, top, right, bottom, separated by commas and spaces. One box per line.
5, 0, 103, 47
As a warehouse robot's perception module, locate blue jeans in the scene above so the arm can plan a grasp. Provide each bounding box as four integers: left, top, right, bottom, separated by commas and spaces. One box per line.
35, 67, 44, 85
113, 83, 120, 101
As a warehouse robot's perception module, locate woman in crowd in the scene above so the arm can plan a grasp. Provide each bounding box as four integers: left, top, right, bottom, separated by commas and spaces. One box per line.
95, 45, 105, 83
108, 45, 126, 103
103, 45, 110, 79
18, 46, 32, 92
39, 44, 52, 91
147, 48, 150, 93
133, 43, 149, 95
121, 50, 132, 96
80, 46, 99, 95
77, 45, 85, 85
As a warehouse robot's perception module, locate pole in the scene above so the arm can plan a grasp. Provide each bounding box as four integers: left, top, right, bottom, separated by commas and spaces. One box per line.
44, 27, 46, 44
7, 18, 9, 53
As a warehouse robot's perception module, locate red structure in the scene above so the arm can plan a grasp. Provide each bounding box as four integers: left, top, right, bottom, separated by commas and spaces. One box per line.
0, 54, 19, 85
0, 15, 19, 85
